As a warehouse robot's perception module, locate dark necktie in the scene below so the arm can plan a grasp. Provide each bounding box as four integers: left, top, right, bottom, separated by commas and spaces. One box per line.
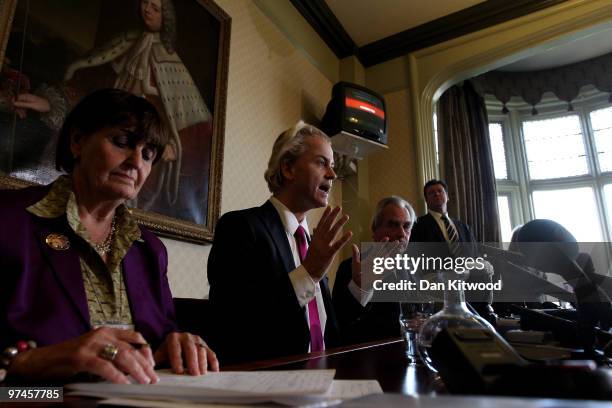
441, 215, 460, 256
294, 225, 324, 352
441, 215, 458, 243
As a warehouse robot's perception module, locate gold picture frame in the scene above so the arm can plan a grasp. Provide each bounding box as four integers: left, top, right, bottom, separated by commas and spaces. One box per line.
0, 0, 230, 243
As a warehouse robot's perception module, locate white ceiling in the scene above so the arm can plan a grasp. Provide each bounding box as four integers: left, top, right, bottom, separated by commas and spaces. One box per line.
325, 0, 485, 47
499, 29, 612, 71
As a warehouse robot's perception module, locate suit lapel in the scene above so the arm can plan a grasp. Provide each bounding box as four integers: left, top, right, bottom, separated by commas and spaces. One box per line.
259, 201, 296, 274
35, 216, 90, 328
427, 213, 446, 242
122, 242, 150, 330
453, 220, 467, 242
320, 276, 338, 339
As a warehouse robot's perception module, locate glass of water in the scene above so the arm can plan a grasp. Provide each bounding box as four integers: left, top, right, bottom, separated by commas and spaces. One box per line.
399, 302, 433, 363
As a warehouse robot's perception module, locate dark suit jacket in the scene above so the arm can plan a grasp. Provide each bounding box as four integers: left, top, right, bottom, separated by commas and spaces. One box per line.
409, 212, 495, 313
207, 201, 339, 364
410, 213, 475, 244
0, 184, 177, 351
332, 258, 400, 345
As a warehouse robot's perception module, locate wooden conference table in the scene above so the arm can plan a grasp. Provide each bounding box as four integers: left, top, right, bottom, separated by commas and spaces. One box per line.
10, 338, 436, 406
225, 337, 442, 395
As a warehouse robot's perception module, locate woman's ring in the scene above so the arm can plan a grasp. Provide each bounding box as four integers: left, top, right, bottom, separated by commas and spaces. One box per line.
100, 343, 119, 361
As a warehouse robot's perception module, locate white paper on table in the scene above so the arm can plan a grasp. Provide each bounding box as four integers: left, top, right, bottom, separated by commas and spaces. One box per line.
67, 369, 336, 404
155, 369, 336, 394
96, 379, 383, 407
273, 379, 383, 406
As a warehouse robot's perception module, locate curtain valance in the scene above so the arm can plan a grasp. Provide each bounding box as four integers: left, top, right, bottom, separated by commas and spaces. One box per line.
474, 53, 612, 114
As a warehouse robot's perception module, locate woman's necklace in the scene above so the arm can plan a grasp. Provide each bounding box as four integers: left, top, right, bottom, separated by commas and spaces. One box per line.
86, 215, 128, 327
93, 216, 116, 255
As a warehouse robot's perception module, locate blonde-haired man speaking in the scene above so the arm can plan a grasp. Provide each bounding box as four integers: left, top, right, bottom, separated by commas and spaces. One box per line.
208, 122, 352, 364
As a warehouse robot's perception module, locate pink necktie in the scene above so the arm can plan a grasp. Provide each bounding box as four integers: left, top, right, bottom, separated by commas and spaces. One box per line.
294, 225, 324, 352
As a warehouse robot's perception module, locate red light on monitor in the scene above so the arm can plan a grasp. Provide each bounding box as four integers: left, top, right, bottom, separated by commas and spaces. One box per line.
345, 97, 385, 119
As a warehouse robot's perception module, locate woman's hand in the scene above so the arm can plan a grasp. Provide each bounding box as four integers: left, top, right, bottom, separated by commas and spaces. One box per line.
12, 93, 51, 114
8, 327, 158, 384
154, 332, 219, 375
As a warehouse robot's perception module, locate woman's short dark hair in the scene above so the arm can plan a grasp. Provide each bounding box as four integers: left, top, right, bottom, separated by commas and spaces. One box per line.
56, 88, 168, 173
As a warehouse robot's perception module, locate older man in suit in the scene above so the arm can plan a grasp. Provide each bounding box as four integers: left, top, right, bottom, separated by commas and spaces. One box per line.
332, 196, 416, 344
207, 122, 352, 364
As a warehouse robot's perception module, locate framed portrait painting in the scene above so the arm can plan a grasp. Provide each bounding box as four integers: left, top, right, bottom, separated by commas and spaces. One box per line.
0, 0, 230, 243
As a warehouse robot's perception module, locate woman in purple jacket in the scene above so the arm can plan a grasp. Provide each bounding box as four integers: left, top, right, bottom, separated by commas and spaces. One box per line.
0, 89, 217, 384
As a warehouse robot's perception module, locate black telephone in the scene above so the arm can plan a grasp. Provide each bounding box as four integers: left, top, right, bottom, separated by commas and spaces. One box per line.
429, 327, 612, 400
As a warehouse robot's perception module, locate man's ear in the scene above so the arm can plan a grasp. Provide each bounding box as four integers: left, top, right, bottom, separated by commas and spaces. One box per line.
280, 159, 295, 182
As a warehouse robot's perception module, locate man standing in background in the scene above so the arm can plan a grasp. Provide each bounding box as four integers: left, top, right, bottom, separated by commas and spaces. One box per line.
411, 179, 494, 319
410, 179, 476, 245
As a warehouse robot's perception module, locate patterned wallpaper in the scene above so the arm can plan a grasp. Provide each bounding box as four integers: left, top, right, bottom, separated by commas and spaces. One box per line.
164, 0, 340, 298
368, 89, 421, 214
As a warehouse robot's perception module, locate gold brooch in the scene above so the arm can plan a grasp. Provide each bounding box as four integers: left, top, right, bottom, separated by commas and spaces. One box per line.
45, 233, 70, 250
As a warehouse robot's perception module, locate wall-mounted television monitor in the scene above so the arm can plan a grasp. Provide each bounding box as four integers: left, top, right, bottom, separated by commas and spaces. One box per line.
321, 81, 387, 145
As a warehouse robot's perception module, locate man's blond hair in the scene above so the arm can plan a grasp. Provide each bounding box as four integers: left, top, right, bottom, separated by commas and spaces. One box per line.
264, 121, 330, 193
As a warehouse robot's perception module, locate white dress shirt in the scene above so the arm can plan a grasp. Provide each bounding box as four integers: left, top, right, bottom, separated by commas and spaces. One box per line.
348, 272, 374, 307
269, 197, 327, 350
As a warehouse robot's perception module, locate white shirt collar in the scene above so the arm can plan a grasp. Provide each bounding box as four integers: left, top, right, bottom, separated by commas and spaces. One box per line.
269, 196, 309, 237
428, 209, 449, 220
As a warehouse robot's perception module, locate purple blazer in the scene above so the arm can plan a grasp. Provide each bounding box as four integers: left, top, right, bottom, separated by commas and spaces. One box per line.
0, 184, 177, 350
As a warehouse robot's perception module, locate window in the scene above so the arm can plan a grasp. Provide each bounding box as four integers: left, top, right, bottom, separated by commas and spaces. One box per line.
487, 90, 612, 243
496, 195, 513, 242
591, 106, 612, 172
489, 122, 508, 180
522, 115, 588, 180
532, 187, 602, 242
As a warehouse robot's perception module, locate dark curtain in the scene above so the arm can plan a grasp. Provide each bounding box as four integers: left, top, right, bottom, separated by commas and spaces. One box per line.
437, 80, 500, 242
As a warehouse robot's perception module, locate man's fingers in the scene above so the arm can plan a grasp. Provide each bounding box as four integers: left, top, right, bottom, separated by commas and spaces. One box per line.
352, 244, 360, 259
332, 231, 353, 252
317, 206, 341, 235
383, 240, 402, 257
321, 207, 341, 234
351, 244, 362, 285
316, 206, 333, 230
373, 237, 391, 258
328, 214, 350, 240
